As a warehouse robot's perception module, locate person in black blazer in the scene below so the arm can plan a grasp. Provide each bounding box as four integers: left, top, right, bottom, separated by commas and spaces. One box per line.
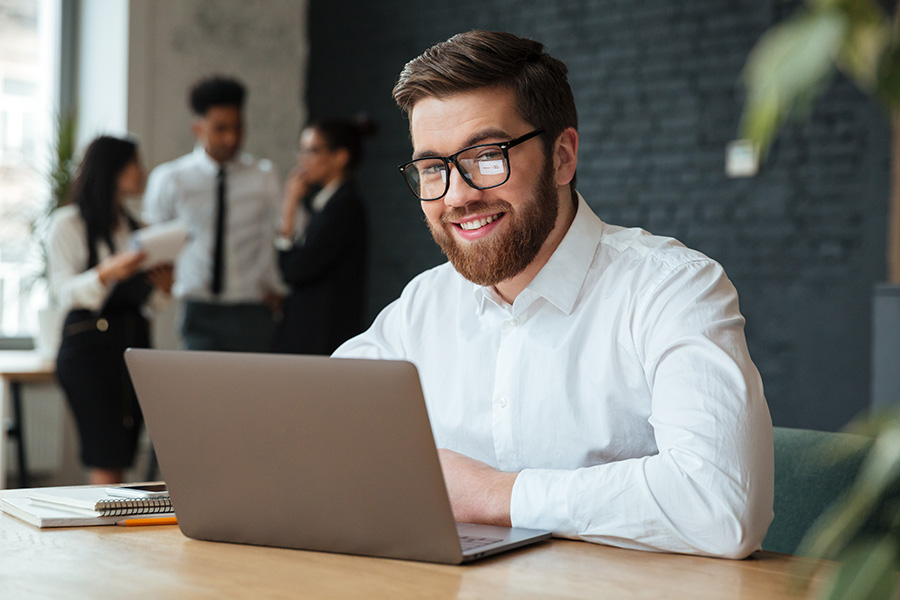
274, 117, 374, 354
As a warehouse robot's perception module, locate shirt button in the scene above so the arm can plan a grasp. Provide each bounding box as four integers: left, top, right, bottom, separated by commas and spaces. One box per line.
498, 396, 508, 408
510, 318, 519, 327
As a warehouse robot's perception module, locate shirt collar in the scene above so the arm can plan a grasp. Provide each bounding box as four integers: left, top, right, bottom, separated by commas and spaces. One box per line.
473, 192, 604, 316
191, 144, 246, 175
311, 179, 345, 212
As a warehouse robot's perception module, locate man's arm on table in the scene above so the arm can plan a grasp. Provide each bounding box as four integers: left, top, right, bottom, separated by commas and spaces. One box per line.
437, 448, 517, 527
439, 261, 774, 559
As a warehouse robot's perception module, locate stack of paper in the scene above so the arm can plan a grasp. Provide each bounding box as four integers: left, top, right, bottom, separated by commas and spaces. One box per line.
130, 220, 189, 268
0, 485, 175, 528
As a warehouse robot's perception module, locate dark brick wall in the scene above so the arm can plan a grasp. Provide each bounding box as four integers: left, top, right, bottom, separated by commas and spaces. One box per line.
307, 0, 891, 431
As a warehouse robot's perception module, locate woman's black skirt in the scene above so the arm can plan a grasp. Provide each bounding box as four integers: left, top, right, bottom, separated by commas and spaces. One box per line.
56, 309, 150, 469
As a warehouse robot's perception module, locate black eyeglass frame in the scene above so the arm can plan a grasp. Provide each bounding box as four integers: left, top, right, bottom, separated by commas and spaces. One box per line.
397, 129, 545, 201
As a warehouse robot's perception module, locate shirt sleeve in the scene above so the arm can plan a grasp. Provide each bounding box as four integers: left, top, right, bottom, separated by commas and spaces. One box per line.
46, 211, 111, 313
261, 167, 288, 295
332, 296, 407, 360
143, 287, 172, 314
332, 270, 430, 359
142, 166, 177, 225
509, 260, 774, 559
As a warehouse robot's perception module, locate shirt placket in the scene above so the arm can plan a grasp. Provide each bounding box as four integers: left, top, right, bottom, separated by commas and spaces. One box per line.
489, 291, 538, 471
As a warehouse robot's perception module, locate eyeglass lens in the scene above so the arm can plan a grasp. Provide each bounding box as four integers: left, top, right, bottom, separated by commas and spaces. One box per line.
406, 144, 509, 200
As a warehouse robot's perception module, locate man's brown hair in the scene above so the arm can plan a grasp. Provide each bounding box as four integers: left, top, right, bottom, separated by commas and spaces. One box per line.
393, 30, 578, 151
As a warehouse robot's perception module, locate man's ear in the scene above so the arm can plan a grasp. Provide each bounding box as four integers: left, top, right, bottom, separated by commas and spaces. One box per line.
191, 117, 204, 140
553, 127, 578, 186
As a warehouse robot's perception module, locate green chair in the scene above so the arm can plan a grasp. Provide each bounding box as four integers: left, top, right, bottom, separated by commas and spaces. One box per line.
762, 426, 874, 555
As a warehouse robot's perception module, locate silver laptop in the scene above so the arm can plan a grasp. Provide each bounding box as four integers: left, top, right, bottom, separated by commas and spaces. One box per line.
124, 349, 551, 564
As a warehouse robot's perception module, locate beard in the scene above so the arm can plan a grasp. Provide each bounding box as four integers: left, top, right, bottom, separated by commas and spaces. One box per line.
426, 156, 560, 287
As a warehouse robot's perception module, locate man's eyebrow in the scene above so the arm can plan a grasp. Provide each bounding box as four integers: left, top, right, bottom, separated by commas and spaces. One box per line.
464, 128, 511, 147
412, 127, 512, 161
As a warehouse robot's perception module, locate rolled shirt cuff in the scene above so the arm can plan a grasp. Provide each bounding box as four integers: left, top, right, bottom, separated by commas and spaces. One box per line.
510, 468, 573, 536
74, 268, 112, 312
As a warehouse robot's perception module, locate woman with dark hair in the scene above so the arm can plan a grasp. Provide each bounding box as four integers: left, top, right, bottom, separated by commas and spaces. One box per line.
274, 116, 375, 355
47, 135, 173, 485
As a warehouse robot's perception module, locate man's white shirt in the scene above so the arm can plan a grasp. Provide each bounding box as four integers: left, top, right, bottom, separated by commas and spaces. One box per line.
142, 145, 283, 303
334, 193, 774, 558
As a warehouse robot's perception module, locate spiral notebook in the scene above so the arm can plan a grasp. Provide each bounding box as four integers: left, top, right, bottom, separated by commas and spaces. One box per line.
27, 486, 173, 517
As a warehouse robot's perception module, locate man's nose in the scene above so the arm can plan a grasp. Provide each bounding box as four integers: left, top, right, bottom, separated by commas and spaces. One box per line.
442, 164, 481, 208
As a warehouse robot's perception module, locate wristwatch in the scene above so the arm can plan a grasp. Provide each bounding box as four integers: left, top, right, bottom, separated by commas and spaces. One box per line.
274, 234, 295, 251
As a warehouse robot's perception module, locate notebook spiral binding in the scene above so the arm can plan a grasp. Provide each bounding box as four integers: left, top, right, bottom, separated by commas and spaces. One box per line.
95, 497, 173, 517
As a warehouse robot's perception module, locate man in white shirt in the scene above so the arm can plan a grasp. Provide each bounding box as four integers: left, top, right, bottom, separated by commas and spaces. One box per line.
333, 31, 774, 558
143, 76, 283, 352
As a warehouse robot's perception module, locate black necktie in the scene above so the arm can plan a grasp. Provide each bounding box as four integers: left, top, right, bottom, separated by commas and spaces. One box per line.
212, 167, 226, 295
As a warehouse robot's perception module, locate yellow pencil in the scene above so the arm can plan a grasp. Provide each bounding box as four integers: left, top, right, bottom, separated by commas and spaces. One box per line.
116, 516, 178, 527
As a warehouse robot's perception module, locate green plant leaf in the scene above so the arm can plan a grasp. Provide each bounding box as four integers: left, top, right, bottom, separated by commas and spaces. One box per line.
877, 40, 900, 108
844, 412, 900, 438
50, 110, 78, 210
821, 537, 899, 600
741, 90, 782, 159
794, 422, 900, 587
741, 10, 848, 151
832, 0, 891, 92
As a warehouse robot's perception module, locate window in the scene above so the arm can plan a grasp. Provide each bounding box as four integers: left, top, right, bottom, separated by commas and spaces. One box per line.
0, 0, 60, 340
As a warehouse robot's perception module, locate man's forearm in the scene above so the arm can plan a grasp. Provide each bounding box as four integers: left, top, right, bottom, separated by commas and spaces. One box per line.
437, 448, 518, 527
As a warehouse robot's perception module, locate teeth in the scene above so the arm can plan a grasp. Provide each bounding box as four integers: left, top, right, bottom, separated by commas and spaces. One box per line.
459, 214, 499, 231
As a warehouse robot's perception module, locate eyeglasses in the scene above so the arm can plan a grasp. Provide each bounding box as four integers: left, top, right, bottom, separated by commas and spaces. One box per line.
398, 129, 544, 201
298, 145, 329, 156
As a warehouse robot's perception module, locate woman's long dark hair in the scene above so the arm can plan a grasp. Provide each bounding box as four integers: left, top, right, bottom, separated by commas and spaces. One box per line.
68, 136, 139, 267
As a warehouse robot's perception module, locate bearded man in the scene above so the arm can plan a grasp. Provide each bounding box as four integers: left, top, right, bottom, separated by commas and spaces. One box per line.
334, 30, 774, 559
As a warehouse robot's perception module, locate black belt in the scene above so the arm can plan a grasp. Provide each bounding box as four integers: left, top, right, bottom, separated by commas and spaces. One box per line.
63, 309, 143, 338
64, 316, 112, 337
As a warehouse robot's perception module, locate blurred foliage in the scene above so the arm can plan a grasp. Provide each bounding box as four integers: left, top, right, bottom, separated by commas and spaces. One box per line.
741, 4, 900, 597
47, 110, 78, 215
741, 0, 899, 154
23, 110, 78, 290
791, 413, 900, 599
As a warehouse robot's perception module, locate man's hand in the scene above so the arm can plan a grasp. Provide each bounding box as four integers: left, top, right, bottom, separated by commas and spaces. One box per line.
437, 448, 518, 527
262, 290, 284, 316
146, 263, 174, 294
279, 166, 312, 237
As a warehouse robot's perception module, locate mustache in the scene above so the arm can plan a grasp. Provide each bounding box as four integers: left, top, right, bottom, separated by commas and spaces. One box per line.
440, 200, 513, 225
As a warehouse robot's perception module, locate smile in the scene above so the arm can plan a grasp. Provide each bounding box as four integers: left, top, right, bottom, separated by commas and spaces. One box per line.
457, 213, 504, 231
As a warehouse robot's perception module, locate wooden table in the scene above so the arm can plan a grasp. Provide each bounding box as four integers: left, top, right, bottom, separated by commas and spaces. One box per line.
0, 507, 829, 599
0, 351, 57, 489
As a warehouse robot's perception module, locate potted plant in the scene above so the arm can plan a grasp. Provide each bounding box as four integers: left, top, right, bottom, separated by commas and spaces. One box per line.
26, 110, 77, 356
740, 1, 900, 598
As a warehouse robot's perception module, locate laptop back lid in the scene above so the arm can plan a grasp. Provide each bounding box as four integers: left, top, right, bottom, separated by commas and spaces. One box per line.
125, 349, 466, 564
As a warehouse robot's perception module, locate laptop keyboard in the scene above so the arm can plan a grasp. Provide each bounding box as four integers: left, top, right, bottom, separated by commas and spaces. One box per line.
459, 535, 502, 551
